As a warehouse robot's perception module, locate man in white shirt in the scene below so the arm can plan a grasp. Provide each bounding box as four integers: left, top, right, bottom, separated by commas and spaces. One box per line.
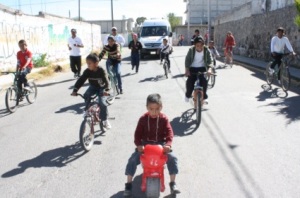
269, 27, 295, 80
104, 27, 125, 47
68, 29, 84, 78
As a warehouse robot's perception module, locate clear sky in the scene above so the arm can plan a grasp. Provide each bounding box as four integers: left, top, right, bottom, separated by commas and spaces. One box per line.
0, 0, 186, 22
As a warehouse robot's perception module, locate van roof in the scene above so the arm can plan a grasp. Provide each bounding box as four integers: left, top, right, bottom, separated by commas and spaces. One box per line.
142, 20, 170, 27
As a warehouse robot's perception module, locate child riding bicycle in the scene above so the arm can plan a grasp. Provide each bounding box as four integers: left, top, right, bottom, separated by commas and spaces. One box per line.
123, 94, 180, 196
224, 31, 236, 64
158, 38, 173, 72
185, 36, 213, 105
17, 40, 33, 92
71, 54, 111, 129
208, 40, 220, 67
99, 36, 123, 94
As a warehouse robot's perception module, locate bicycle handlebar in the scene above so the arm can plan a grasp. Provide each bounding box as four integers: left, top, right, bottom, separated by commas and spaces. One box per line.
74, 93, 97, 100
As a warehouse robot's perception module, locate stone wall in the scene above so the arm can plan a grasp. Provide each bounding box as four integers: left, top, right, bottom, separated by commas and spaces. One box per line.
214, 5, 300, 65
0, 5, 101, 71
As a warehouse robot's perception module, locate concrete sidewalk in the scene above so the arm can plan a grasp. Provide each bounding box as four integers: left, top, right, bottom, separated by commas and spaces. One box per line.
231, 54, 300, 81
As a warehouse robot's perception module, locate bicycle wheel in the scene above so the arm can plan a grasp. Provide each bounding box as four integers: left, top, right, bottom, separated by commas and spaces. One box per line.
207, 70, 216, 89
26, 81, 37, 104
106, 77, 118, 105
5, 87, 19, 113
196, 91, 202, 126
265, 62, 274, 85
163, 62, 168, 79
280, 63, 291, 92
79, 118, 95, 151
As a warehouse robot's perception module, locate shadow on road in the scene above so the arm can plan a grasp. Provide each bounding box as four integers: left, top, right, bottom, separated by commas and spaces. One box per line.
256, 85, 288, 101
0, 103, 31, 118
55, 102, 85, 114
139, 75, 167, 83
1, 143, 85, 178
36, 78, 75, 88
265, 95, 300, 125
170, 109, 198, 136
172, 74, 184, 79
203, 113, 265, 198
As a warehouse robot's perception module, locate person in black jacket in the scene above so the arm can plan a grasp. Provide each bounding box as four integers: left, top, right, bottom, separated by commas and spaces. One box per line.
71, 53, 111, 129
128, 34, 142, 73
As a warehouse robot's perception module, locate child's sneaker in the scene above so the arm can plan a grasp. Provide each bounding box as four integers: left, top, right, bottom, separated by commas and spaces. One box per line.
103, 120, 112, 129
170, 182, 181, 194
123, 183, 132, 197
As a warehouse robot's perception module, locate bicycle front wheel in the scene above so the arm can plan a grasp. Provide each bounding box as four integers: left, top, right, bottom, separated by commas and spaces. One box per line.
79, 118, 95, 151
265, 62, 274, 85
26, 81, 37, 104
196, 92, 202, 126
280, 64, 291, 92
5, 87, 19, 113
107, 77, 118, 105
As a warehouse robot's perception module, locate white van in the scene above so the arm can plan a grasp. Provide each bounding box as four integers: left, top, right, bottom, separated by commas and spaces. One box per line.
138, 20, 172, 59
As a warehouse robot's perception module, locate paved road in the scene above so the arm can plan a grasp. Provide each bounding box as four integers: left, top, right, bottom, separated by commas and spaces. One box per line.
0, 47, 300, 198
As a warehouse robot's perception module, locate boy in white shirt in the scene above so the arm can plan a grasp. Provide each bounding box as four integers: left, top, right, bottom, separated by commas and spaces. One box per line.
158, 38, 173, 72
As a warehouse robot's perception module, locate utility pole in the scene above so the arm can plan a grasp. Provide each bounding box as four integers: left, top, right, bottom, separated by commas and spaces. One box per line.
78, 0, 81, 21
187, 0, 190, 45
207, 0, 211, 43
111, 0, 114, 27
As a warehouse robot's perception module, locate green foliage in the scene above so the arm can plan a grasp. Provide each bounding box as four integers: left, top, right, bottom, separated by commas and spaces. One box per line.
167, 13, 181, 31
136, 17, 147, 26
33, 54, 50, 68
295, 0, 300, 27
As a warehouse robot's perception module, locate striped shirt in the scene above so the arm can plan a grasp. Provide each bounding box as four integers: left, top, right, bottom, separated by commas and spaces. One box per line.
99, 43, 121, 63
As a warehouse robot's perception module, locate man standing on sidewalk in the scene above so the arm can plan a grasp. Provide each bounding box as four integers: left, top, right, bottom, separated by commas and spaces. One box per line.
68, 29, 84, 78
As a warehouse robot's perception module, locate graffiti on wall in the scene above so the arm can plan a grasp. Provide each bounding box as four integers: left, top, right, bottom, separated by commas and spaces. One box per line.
0, 11, 101, 71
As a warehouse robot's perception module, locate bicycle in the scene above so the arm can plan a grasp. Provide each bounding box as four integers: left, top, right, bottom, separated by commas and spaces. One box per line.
191, 72, 216, 126
76, 93, 107, 151
265, 53, 293, 92
207, 65, 216, 89
222, 47, 233, 68
106, 64, 119, 104
5, 70, 37, 113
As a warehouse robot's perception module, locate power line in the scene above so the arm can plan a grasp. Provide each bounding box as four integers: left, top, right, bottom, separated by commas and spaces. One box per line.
7, 0, 76, 7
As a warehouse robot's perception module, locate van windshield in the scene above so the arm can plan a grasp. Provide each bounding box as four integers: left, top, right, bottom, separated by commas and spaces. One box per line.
141, 26, 168, 37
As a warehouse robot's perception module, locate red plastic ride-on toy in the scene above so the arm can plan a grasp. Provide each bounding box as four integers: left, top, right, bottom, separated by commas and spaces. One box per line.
140, 144, 168, 198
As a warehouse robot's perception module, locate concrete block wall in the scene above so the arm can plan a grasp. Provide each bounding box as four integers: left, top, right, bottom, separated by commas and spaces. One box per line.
0, 8, 101, 71
214, 5, 300, 67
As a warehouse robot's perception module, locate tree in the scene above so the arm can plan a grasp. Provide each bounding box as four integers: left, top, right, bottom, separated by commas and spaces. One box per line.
295, 0, 300, 27
167, 13, 181, 31
136, 17, 147, 26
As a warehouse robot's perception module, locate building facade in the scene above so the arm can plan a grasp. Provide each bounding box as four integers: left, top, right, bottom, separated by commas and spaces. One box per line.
184, 0, 251, 25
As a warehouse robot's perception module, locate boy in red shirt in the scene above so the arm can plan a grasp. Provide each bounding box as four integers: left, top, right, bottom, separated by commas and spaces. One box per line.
123, 94, 180, 196
224, 31, 236, 64
17, 40, 33, 91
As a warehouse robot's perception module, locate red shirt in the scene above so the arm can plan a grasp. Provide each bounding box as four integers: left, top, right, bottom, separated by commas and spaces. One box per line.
134, 112, 173, 147
224, 35, 236, 47
17, 49, 33, 69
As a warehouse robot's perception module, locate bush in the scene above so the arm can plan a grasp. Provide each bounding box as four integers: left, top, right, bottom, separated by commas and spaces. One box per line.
33, 54, 50, 68
295, 0, 300, 27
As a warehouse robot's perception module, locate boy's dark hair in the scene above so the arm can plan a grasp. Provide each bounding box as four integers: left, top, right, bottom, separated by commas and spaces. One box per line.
86, 53, 99, 63
195, 29, 200, 33
146, 94, 162, 106
18, 40, 26, 45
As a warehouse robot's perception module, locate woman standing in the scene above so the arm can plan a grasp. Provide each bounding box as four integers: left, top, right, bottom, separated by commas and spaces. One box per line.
128, 34, 142, 73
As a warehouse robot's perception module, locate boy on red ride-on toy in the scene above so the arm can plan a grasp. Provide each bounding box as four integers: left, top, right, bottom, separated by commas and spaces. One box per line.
124, 93, 180, 196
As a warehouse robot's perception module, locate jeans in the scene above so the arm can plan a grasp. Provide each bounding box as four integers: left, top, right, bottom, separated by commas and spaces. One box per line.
17, 67, 31, 90
186, 67, 208, 99
106, 59, 122, 90
160, 53, 170, 69
131, 53, 140, 72
84, 85, 108, 121
70, 56, 82, 75
125, 150, 179, 176
270, 53, 283, 80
